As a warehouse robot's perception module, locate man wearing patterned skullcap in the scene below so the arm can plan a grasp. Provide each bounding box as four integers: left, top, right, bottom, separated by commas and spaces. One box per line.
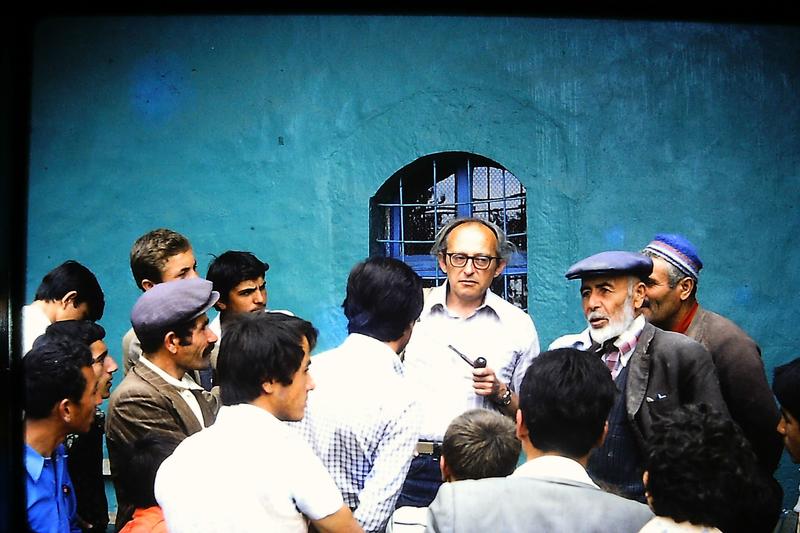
641, 233, 783, 476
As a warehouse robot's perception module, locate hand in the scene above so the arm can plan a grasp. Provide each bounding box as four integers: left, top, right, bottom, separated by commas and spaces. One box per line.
472, 366, 503, 398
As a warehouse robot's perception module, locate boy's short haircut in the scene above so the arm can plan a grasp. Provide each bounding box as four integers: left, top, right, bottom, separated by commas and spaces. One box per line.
33, 260, 105, 320
441, 408, 520, 480
130, 228, 192, 289
206, 251, 269, 304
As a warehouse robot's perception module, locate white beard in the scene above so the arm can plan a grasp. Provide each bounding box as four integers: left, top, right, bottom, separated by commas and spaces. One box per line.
588, 297, 635, 345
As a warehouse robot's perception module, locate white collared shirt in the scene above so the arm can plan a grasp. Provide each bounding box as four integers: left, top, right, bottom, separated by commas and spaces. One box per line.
22, 303, 52, 355
290, 334, 419, 533
403, 283, 540, 440
511, 455, 599, 488
137, 355, 206, 428
156, 403, 344, 533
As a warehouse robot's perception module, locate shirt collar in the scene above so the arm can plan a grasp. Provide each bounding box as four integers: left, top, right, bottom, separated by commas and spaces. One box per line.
512, 455, 598, 488
341, 333, 405, 376
138, 355, 203, 391
25, 444, 45, 481
613, 314, 646, 356
25, 443, 65, 481
425, 283, 500, 320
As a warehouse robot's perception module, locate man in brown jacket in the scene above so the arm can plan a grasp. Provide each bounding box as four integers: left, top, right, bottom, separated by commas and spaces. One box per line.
106, 277, 219, 531
640, 233, 782, 475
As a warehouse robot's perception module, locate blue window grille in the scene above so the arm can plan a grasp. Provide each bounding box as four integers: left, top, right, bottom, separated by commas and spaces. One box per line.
370, 152, 528, 311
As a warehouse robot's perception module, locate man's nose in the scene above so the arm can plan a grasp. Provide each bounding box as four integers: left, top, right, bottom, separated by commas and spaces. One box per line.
105, 356, 119, 374
254, 290, 265, 304
462, 258, 476, 274
207, 329, 218, 343
587, 292, 601, 310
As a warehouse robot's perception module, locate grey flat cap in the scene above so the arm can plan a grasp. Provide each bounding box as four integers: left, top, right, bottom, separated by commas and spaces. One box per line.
565, 251, 653, 280
131, 278, 219, 335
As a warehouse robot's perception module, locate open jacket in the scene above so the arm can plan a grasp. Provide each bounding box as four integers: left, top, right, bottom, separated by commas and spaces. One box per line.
106, 362, 219, 531
625, 321, 729, 445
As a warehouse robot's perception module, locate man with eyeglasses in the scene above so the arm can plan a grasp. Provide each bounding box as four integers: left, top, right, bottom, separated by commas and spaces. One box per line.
397, 217, 540, 509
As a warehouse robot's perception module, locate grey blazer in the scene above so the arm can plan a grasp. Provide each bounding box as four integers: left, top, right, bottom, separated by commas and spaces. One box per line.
426, 476, 653, 533
106, 362, 219, 531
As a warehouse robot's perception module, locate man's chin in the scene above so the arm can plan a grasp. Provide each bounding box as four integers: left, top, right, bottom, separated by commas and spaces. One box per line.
588, 323, 623, 344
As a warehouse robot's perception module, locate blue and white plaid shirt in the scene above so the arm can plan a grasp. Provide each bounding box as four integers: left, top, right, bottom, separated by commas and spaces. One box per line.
289, 334, 420, 533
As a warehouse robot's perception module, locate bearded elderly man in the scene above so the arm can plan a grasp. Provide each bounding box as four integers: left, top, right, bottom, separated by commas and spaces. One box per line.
640, 233, 782, 475
550, 250, 728, 502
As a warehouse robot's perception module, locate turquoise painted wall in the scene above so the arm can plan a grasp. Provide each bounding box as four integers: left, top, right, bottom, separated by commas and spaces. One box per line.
26, 16, 800, 509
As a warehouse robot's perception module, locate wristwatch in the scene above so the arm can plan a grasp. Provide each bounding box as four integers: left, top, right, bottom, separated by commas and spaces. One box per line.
495, 387, 512, 406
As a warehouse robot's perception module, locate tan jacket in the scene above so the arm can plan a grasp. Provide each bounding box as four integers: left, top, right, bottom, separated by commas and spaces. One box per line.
106, 362, 219, 531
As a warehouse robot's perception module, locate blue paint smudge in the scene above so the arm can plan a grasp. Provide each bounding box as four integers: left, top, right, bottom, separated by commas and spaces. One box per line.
604, 225, 625, 249
734, 286, 752, 306
129, 53, 192, 122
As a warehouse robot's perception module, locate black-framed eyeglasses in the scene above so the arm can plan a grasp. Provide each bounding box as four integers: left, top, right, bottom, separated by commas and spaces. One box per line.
444, 253, 499, 270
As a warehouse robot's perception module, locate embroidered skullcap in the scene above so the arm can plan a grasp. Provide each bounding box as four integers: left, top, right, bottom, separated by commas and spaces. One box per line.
565, 251, 653, 281
642, 233, 703, 280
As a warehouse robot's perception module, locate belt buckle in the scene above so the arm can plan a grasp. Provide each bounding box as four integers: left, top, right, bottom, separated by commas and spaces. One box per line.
416, 441, 441, 456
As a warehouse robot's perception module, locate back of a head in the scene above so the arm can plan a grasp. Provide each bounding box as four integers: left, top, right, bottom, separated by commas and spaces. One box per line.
24, 338, 92, 420
342, 257, 423, 342
130, 228, 191, 289
206, 250, 269, 304
519, 348, 616, 459
117, 435, 180, 509
33, 260, 105, 320
773, 357, 800, 420
34, 319, 106, 349
217, 312, 318, 406
645, 403, 780, 533
442, 408, 520, 480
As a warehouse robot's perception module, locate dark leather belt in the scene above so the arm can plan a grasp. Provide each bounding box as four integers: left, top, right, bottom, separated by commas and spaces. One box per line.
416, 440, 442, 457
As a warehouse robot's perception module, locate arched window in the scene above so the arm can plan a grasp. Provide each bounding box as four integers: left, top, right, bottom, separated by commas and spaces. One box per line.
370, 151, 528, 310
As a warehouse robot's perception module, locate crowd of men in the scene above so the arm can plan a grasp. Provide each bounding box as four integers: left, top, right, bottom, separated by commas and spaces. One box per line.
19, 220, 800, 533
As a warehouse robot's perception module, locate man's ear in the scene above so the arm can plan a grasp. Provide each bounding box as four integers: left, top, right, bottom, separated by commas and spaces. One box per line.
60, 290, 79, 309
492, 259, 507, 279
632, 281, 647, 309
677, 277, 695, 301
439, 455, 453, 482
437, 253, 447, 273
595, 421, 609, 449
141, 279, 155, 291
58, 398, 73, 423
164, 331, 180, 354
642, 470, 654, 507
215, 300, 227, 312
515, 409, 528, 441
261, 380, 275, 395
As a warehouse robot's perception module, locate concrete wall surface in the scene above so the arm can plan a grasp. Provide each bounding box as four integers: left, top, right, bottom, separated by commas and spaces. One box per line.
26, 15, 800, 509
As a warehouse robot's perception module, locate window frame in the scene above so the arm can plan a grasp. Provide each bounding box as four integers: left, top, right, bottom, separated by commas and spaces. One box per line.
371, 152, 528, 310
